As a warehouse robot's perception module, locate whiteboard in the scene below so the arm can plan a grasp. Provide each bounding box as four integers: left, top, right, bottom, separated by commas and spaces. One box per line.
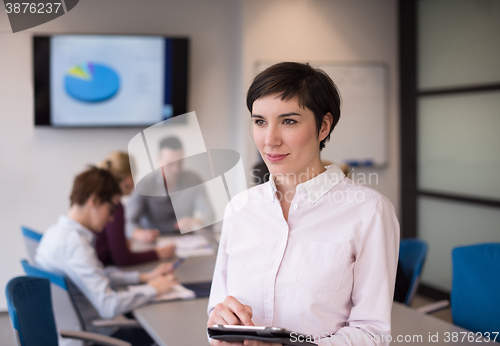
255, 62, 387, 166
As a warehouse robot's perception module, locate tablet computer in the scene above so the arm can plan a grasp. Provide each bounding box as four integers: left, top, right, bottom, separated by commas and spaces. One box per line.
208, 325, 318, 346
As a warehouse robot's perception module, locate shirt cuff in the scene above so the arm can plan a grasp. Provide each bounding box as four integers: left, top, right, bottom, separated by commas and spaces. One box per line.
128, 284, 158, 301
123, 271, 141, 285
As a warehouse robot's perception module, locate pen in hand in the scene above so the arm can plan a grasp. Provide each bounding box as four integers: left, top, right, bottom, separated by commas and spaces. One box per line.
172, 257, 187, 270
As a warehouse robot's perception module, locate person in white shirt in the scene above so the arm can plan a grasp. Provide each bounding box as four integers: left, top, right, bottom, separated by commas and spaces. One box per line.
207, 62, 400, 346
36, 166, 178, 345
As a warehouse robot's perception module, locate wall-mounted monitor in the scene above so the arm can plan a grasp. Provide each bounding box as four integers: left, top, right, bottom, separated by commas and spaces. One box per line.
34, 35, 189, 127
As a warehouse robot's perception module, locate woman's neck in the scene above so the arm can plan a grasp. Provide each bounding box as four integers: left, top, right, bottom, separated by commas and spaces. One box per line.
274, 159, 326, 195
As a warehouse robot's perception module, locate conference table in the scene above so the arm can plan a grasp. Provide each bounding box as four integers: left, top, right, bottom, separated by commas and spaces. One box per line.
123, 254, 216, 284
129, 235, 482, 345
123, 229, 219, 282
134, 298, 482, 346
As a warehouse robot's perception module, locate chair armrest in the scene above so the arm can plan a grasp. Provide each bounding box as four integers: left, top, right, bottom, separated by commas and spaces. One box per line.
92, 318, 141, 328
60, 329, 131, 346
416, 300, 450, 314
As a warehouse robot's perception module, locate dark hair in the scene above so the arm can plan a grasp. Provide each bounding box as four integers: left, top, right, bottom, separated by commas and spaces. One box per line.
246, 62, 341, 151
70, 166, 122, 206
159, 136, 183, 151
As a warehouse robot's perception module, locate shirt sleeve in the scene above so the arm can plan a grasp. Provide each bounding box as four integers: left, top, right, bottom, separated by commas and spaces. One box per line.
206, 216, 231, 344
104, 266, 141, 286
64, 232, 157, 319
207, 213, 230, 318
125, 191, 146, 238
319, 197, 400, 346
104, 203, 159, 266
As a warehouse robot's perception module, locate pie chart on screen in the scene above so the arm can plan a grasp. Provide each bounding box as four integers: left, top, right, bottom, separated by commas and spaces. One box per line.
64, 62, 120, 102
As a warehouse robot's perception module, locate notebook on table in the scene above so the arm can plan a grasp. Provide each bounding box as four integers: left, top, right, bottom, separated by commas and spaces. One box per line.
153, 284, 195, 302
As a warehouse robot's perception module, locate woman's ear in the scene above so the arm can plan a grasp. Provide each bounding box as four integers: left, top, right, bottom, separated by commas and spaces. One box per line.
319, 112, 334, 141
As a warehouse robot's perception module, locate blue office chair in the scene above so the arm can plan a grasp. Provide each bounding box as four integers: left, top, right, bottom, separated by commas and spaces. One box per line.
21, 260, 139, 346
21, 226, 43, 264
21, 259, 85, 341
418, 243, 500, 336
398, 238, 428, 306
452, 243, 500, 334
6, 276, 130, 346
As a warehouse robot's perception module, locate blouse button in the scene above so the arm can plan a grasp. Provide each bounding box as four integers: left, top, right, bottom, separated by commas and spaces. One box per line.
293, 204, 298, 210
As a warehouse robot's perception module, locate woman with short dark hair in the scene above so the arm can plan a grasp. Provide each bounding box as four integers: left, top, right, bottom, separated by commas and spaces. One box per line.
208, 62, 399, 346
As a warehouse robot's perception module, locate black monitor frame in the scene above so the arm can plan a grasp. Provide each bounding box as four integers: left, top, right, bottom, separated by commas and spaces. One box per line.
34, 34, 189, 127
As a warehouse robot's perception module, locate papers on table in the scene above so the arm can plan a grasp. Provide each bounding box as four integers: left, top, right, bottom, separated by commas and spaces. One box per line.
157, 234, 215, 257
176, 246, 214, 257
154, 284, 196, 302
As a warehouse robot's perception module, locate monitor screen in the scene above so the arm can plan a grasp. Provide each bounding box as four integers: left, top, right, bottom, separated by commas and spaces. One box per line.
34, 35, 188, 127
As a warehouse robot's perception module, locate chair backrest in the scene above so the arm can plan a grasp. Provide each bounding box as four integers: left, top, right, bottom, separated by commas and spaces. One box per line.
21, 226, 43, 264
451, 243, 500, 335
21, 260, 84, 346
6, 276, 59, 346
399, 238, 428, 305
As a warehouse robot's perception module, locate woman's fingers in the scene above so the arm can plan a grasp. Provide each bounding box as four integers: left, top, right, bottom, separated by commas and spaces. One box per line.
210, 340, 243, 346
210, 303, 231, 325
223, 296, 254, 326
208, 296, 254, 327
243, 341, 281, 346
242, 304, 253, 319
214, 302, 244, 325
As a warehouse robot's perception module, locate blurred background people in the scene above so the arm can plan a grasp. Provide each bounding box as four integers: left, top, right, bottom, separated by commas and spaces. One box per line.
96, 151, 176, 266
35, 166, 178, 345
127, 136, 214, 242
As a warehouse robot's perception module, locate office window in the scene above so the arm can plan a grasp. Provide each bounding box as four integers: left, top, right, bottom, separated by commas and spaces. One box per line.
418, 0, 500, 89
400, 0, 500, 295
418, 91, 500, 200
418, 197, 500, 291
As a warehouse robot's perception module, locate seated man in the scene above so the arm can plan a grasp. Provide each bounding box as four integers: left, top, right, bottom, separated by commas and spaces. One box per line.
36, 166, 177, 345
127, 136, 214, 242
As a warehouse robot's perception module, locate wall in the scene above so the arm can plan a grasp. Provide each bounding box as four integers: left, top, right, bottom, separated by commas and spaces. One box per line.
416, 0, 500, 291
241, 0, 400, 211
0, 0, 244, 310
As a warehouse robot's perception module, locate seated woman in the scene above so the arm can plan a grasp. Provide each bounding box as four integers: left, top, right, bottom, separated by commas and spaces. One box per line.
207, 62, 399, 346
36, 166, 178, 345
96, 151, 176, 266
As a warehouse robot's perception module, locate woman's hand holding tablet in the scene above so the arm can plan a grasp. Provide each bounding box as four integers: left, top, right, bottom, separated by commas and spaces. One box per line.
208, 297, 284, 345
207, 296, 254, 327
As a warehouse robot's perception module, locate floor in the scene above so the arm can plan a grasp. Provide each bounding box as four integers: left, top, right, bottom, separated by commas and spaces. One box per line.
0, 294, 453, 346
411, 294, 453, 323
0, 312, 15, 346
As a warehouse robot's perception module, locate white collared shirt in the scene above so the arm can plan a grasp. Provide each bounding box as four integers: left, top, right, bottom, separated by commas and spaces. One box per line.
208, 164, 399, 345
36, 215, 157, 320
